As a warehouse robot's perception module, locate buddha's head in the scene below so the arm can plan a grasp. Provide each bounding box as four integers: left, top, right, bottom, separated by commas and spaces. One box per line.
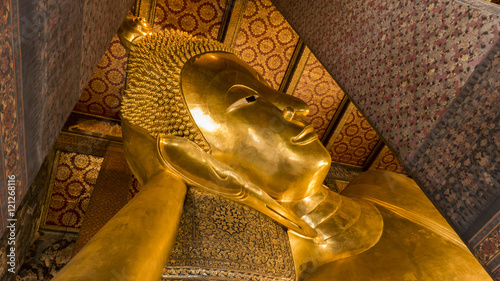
122, 30, 331, 201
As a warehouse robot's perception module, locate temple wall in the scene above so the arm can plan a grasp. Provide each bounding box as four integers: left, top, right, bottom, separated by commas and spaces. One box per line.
270, 0, 500, 276
0, 0, 135, 236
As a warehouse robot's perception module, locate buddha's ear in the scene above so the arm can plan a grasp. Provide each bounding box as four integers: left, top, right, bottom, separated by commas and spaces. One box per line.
157, 134, 318, 238
156, 134, 245, 196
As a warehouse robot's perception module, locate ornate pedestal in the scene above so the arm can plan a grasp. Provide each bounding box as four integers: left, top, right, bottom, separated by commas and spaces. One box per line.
163, 187, 296, 281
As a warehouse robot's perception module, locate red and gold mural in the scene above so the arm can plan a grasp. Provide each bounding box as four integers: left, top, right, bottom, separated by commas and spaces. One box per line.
234, 0, 299, 89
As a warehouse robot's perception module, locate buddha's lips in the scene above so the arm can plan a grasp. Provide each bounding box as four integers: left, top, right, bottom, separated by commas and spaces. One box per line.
291, 125, 318, 145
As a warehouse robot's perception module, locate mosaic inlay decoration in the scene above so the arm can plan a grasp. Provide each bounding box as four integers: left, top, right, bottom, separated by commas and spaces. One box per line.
329, 108, 380, 166
154, 0, 225, 40
164, 187, 295, 280
43, 151, 104, 230
234, 0, 299, 89
293, 54, 345, 139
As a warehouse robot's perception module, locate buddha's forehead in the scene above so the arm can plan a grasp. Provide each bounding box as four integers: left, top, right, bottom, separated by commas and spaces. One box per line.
181, 52, 266, 115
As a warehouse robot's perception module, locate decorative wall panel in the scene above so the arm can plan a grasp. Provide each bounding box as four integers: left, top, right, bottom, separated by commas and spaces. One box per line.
271, 0, 499, 160
43, 151, 104, 231
411, 40, 500, 233
164, 187, 295, 281
73, 36, 128, 120
154, 0, 225, 40
0, 0, 24, 236
293, 54, 345, 139
329, 108, 380, 166
234, 0, 299, 89
469, 209, 500, 279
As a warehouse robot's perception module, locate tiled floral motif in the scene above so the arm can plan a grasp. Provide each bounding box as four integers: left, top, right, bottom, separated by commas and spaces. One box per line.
329, 108, 380, 166
370, 146, 406, 174
44, 152, 104, 229
293, 54, 345, 139
73, 36, 128, 119
154, 0, 225, 40
234, 0, 299, 89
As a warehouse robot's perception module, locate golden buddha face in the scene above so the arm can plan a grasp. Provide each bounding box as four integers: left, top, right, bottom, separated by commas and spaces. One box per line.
181, 52, 331, 201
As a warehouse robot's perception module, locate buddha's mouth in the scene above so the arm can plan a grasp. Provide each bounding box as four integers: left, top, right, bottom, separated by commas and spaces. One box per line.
291, 125, 318, 145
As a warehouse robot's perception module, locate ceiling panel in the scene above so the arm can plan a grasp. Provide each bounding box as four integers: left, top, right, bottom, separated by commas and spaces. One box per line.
234, 0, 299, 89
154, 0, 226, 40
293, 54, 345, 139
369, 145, 407, 174
329, 108, 380, 166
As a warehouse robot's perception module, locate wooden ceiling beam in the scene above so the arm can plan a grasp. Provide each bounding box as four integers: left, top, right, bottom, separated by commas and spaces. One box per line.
217, 0, 237, 43
362, 139, 385, 171
279, 39, 306, 93
133, 0, 157, 24
221, 0, 248, 47
322, 95, 352, 148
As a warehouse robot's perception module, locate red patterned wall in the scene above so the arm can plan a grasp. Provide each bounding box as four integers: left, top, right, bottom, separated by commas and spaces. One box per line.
329, 108, 380, 166
293, 54, 345, 139
234, 0, 299, 89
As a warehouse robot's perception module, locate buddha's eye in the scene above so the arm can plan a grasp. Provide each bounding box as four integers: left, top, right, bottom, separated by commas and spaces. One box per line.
227, 95, 260, 112
225, 85, 260, 112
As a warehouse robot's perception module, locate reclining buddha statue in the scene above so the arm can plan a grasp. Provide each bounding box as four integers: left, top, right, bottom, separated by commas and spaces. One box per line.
52, 15, 490, 281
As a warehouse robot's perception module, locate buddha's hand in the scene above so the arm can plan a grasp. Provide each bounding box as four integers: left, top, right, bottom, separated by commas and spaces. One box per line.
157, 134, 317, 238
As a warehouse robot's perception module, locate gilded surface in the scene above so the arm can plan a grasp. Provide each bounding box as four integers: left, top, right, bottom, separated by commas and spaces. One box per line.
164, 187, 296, 281
122, 29, 236, 152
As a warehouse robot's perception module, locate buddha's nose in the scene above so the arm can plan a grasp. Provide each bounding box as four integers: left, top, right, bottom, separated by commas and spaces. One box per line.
268, 90, 310, 118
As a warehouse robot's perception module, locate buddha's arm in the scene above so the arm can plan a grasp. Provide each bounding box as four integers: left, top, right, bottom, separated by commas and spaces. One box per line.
51, 170, 187, 281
